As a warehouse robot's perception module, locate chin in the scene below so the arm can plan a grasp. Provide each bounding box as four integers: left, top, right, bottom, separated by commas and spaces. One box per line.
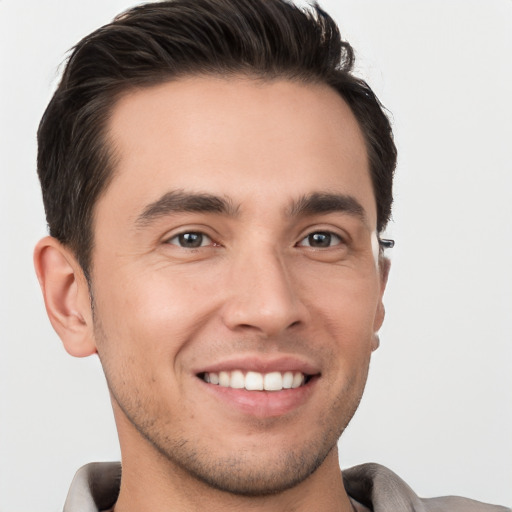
162, 436, 338, 497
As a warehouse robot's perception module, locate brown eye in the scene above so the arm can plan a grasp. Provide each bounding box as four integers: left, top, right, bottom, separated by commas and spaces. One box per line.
299, 231, 343, 248
168, 232, 212, 248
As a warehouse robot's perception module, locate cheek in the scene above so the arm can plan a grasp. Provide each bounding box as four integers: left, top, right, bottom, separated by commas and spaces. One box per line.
91, 269, 211, 368
304, 272, 381, 337
301, 271, 380, 382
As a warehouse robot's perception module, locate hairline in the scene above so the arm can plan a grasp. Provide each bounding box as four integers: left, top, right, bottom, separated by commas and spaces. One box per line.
80, 70, 381, 280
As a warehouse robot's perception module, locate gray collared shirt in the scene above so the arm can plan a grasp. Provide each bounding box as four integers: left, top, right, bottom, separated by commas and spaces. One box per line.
63, 461, 511, 512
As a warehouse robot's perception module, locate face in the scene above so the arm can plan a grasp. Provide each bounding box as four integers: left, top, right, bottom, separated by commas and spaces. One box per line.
89, 76, 386, 495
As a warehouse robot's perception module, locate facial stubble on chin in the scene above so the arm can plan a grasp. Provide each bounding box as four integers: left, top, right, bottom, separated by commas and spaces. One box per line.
92, 311, 369, 497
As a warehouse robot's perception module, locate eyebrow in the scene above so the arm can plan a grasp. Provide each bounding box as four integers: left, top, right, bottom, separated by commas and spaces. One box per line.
135, 190, 367, 228
135, 190, 239, 227
288, 192, 367, 223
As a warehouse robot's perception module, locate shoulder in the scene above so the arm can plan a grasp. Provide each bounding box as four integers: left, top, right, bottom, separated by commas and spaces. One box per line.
343, 463, 510, 512
63, 462, 121, 512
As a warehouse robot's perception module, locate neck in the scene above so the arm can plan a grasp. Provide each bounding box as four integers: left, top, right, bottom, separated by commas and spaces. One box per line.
114, 441, 353, 512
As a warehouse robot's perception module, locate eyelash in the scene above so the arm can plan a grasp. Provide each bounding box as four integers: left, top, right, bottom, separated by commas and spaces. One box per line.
296, 231, 345, 249
166, 231, 216, 249
166, 230, 346, 250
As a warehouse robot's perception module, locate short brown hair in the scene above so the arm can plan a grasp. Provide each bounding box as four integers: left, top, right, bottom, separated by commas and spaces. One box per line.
37, 0, 396, 277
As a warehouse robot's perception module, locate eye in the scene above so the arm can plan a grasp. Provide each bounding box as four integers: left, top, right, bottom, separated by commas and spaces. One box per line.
298, 231, 344, 248
167, 232, 213, 249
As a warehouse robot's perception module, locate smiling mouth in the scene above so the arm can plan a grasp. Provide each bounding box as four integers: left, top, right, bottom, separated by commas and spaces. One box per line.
198, 370, 315, 391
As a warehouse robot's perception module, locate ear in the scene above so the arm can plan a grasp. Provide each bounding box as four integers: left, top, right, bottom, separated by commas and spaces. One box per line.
372, 255, 391, 351
34, 236, 97, 357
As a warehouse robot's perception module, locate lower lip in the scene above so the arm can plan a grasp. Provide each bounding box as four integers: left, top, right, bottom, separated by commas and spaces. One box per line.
198, 377, 318, 418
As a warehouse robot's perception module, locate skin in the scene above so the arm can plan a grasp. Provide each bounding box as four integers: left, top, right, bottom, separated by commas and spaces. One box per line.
35, 76, 388, 512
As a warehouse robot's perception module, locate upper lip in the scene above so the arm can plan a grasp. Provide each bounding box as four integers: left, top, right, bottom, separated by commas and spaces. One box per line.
194, 355, 321, 376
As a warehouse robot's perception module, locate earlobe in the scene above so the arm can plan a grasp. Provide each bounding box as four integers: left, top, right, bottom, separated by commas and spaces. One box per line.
372, 302, 385, 352
372, 256, 391, 351
34, 236, 97, 357
379, 255, 391, 290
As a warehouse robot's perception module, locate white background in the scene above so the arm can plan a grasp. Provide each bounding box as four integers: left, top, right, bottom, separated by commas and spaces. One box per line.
1, 0, 511, 510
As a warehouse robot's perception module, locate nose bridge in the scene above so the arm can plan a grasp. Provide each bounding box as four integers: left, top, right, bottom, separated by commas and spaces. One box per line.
221, 242, 304, 335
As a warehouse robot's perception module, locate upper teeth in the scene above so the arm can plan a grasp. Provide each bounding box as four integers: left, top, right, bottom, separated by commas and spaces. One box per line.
203, 370, 305, 391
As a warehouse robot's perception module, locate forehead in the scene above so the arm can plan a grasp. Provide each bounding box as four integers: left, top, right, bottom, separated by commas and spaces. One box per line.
100, 76, 375, 227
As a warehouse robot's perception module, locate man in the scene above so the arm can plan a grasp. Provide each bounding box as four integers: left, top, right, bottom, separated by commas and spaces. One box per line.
33, 0, 509, 511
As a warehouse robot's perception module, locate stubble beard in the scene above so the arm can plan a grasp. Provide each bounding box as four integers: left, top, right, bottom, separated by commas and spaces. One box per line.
106, 370, 367, 497
93, 311, 369, 497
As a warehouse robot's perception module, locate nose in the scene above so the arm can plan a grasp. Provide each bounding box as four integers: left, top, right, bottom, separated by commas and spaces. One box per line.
220, 247, 307, 337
